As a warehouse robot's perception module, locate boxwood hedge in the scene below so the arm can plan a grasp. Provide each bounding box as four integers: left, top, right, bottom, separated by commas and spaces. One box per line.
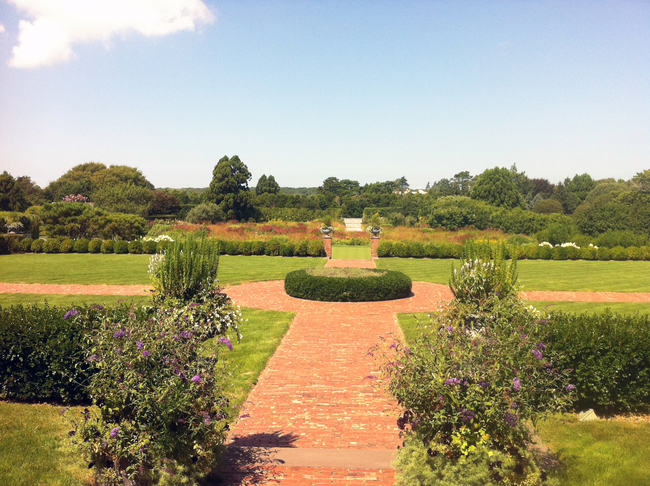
284, 268, 412, 302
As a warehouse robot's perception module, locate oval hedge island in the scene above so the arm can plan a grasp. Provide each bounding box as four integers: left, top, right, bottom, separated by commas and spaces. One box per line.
284, 267, 412, 302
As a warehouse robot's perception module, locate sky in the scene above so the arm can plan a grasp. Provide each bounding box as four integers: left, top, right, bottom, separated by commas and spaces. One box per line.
0, 1, 648, 190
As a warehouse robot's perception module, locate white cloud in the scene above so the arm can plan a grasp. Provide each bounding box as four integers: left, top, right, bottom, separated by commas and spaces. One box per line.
0, 24, 5, 33
7, 0, 215, 68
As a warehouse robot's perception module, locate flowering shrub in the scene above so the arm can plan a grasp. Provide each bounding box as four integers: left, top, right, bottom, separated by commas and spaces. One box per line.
380, 250, 574, 484
65, 297, 241, 485
62, 194, 89, 203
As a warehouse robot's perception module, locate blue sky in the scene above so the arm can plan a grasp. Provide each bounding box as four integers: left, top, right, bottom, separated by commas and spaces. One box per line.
0, 1, 648, 190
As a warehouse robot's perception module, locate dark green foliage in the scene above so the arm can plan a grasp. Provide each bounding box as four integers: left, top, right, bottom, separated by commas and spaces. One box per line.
294, 240, 308, 257
407, 241, 425, 258
185, 202, 224, 224
205, 155, 256, 221
88, 238, 102, 253
43, 238, 61, 253
142, 240, 158, 254
0, 235, 9, 255
30, 238, 44, 253
595, 230, 649, 249
128, 240, 143, 254
239, 240, 252, 256
255, 174, 280, 195
610, 246, 628, 261
284, 268, 412, 302
377, 241, 393, 257
0, 171, 29, 211
391, 241, 409, 257
0, 303, 120, 402
156, 240, 171, 253
471, 167, 522, 208
20, 237, 33, 252
113, 240, 128, 254
92, 183, 154, 217
73, 238, 90, 253
596, 247, 611, 261
279, 242, 295, 257
251, 240, 266, 255
100, 240, 114, 254
307, 239, 326, 257
264, 236, 286, 256
223, 240, 241, 255
428, 196, 492, 230
59, 238, 74, 253
423, 242, 439, 258
540, 311, 650, 413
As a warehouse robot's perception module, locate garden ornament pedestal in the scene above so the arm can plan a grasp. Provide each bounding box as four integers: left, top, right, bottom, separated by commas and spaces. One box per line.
323, 235, 332, 259
371, 235, 380, 259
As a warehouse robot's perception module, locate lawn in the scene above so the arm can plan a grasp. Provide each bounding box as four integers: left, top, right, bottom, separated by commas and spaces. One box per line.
0, 254, 326, 286
0, 293, 151, 307
377, 258, 650, 292
0, 306, 294, 486
331, 245, 371, 260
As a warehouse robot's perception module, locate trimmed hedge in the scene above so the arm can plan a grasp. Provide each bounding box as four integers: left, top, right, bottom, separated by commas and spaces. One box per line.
0, 303, 153, 403
284, 268, 412, 302
540, 311, 650, 414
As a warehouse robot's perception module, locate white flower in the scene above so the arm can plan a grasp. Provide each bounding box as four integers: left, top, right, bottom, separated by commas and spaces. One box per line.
538, 242, 553, 248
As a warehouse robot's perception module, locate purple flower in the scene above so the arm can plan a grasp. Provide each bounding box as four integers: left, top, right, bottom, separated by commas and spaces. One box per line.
479, 381, 490, 388
64, 309, 79, 320
91, 304, 105, 310
188, 302, 200, 308
537, 343, 546, 350
566, 384, 575, 391
204, 417, 211, 425
113, 331, 127, 339
110, 427, 119, 438
87, 354, 99, 362
191, 375, 202, 383
513, 377, 521, 392
218, 337, 233, 351
444, 378, 462, 386
142, 350, 150, 357
178, 331, 194, 339
445, 326, 454, 332
520, 334, 527, 339
137, 341, 144, 350
505, 412, 518, 427
531, 349, 543, 360
115, 348, 122, 354
459, 409, 475, 422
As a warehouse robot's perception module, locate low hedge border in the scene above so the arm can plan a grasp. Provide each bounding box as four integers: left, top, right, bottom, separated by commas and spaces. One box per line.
284, 268, 412, 302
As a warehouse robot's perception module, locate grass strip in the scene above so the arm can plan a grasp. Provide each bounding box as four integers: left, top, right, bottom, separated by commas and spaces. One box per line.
0, 254, 326, 286
331, 245, 371, 260
0, 293, 151, 307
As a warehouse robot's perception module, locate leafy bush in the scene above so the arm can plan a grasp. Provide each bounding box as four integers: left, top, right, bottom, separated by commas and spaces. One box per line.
610, 246, 628, 261
595, 230, 649, 249
407, 241, 425, 258
0, 303, 108, 402
264, 236, 286, 256
142, 240, 158, 254
65, 295, 241, 485
307, 239, 325, 257
284, 268, 411, 302
239, 240, 252, 256
74, 238, 90, 253
423, 242, 438, 258
20, 237, 33, 252
114, 240, 128, 254
0, 236, 9, 255
280, 242, 295, 256
43, 238, 61, 253
596, 246, 611, 261
539, 311, 650, 414
377, 241, 393, 257
579, 245, 597, 260
391, 241, 409, 257
60, 238, 74, 253
149, 235, 221, 304
127, 240, 142, 254
88, 239, 103, 253
31, 238, 44, 253
251, 240, 266, 255
185, 202, 224, 224
627, 246, 644, 260
294, 240, 308, 257
100, 240, 114, 254
224, 240, 240, 255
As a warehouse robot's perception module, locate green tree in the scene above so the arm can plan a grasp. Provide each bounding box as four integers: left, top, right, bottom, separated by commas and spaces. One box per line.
16, 176, 46, 206
149, 191, 181, 215
255, 174, 280, 195
470, 167, 522, 208
92, 183, 155, 217
532, 198, 564, 214
205, 155, 256, 221
91, 165, 155, 192
631, 169, 650, 193
44, 162, 106, 201
0, 171, 29, 211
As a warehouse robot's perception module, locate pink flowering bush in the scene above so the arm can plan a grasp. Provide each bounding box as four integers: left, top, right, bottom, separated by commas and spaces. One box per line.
62, 194, 89, 203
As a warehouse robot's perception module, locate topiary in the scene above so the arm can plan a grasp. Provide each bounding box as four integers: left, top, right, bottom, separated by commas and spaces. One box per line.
31, 239, 45, 253
142, 240, 158, 254
114, 240, 128, 254
60, 238, 74, 253
307, 239, 325, 257
20, 237, 33, 252
377, 241, 393, 257
596, 246, 611, 261
294, 240, 309, 257
128, 240, 143, 254
88, 239, 103, 253
423, 242, 438, 258
280, 242, 295, 257
74, 238, 90, 253
407, 241, 425, 258
610, 246, 628, 261
101, 240, 115, 254
43, 238, 61, 254
284, 268, 412, 302
251, 240, 266, 255
391, 241, 409, 257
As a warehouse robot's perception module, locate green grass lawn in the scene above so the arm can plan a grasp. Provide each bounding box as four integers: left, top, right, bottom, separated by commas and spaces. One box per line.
331, 245, 371, 260
0, 306, 294, 486
0, 254, 326, 286
377, 258, 650, 292
0, 293, 151, 307
528, 301, 650, 315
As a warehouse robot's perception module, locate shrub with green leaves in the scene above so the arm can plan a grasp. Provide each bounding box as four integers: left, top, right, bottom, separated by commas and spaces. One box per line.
307, 239, 325, 257
101, 240, 114, 254
377, 241, 393, 257
539, 310, 650, 414
114, 240, 129, 254
142, 240, 157, 254
148, 235, 221, 304
65, 297, 241, 485
127, 240, 143, 254
20, 237, 33, 252
251, 240, 266, 255
31, 238, 44, 253
74, 238, 90, 253
382, 248, 573, 483
43, 238, 61, 253
88, 238, 103, 253
60, 238, 74, 253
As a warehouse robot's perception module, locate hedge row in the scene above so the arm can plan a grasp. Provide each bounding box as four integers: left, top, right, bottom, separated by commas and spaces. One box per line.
540, 311, 650, 414
284, 268, 412, 302
0, 303, 151, 403
214, 238, 326, 257
0, 235, 171, 255
375, 240, 650, 261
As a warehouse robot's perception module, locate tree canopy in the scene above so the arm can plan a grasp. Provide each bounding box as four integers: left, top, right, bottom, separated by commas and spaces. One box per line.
255, 174, 280, 195
0, 171, 29, 212
205, 155, 256, 221
470, 167, 522, 209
